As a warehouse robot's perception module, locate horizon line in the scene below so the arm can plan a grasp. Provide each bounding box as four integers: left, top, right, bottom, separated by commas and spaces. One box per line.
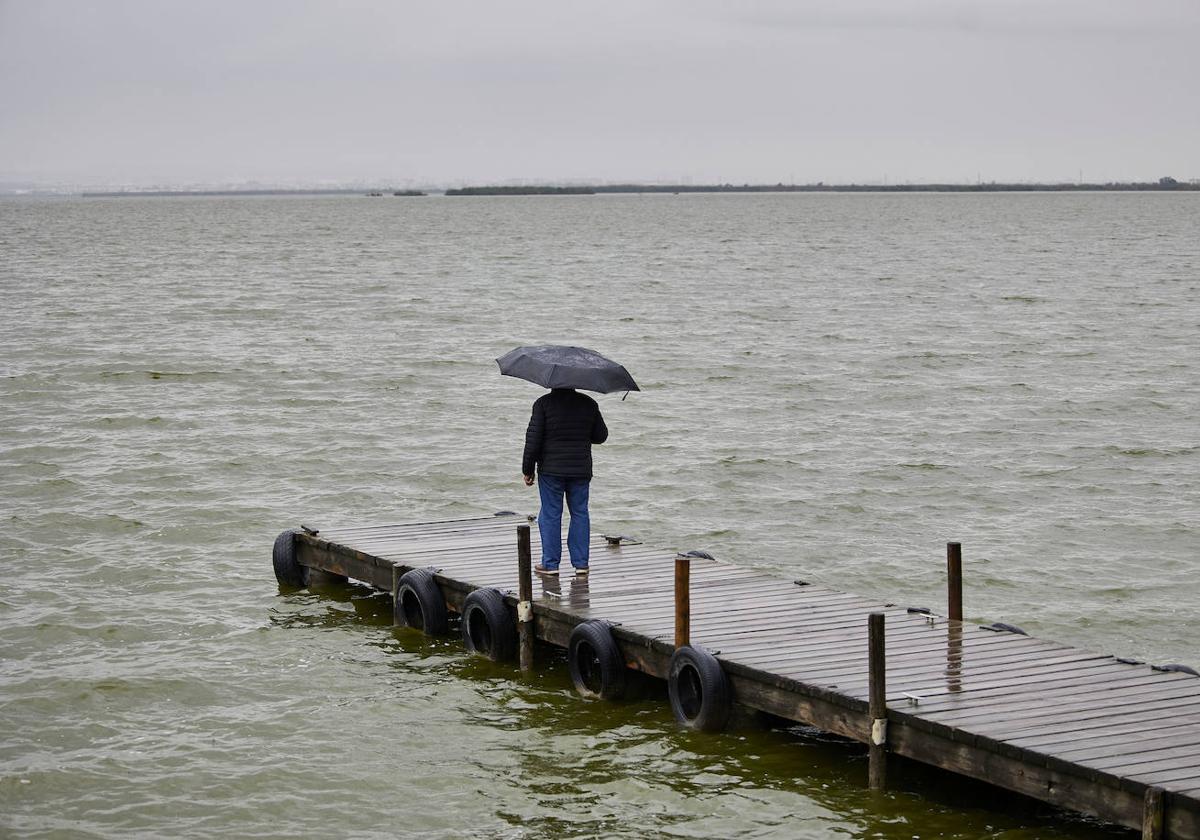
48, 177, 1200, 198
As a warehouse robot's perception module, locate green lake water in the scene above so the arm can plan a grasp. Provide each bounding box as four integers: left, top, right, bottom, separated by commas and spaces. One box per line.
2, 192, 1197, 838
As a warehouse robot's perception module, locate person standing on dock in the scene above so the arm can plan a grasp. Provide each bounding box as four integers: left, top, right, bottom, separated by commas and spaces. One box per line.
497, 345, 636, 576
521, 387, 608, 576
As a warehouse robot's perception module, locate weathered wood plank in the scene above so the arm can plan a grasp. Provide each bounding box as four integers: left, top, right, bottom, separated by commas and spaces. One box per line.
1004, 708, 1200, 747
1089, 746, 1200, 774
910, 670, 1198, 715
692, 599, 926, 631
927, 682, 1200, 729
895, 665, 1195, 707
355, 519, 523, 541
1050, 730, 1200, 765
380, 538, 664, 561
722, 628, 1073, 669
759, 650, 1114, 692
319, 521, 528, 548
1023, 717, 1200, 752
705, 623, 1025, 667
711, 620, 1065, 656
844, 662, 1133, 707
1128, 765, 1200, 786
974, 696, 1200, 750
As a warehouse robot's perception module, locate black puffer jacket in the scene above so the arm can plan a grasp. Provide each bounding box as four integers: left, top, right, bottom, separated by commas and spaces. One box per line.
522, 389, 608, 478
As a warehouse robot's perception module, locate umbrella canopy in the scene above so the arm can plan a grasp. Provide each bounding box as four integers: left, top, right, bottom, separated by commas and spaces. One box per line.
496, 345, 640, 394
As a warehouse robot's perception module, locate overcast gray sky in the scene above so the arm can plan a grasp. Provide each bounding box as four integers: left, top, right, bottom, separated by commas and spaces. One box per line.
1, 0, 1197, 187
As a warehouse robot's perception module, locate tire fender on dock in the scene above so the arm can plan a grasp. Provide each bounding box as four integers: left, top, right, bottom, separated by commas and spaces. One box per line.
668, 645, 731, 732
568, 621, 627, 701
272, 529, 308, 589
394, 568, 450, 636
461, 588, 517, 662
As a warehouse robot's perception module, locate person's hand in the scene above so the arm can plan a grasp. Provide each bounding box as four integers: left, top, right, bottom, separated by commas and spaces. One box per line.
523, 474, 535, 486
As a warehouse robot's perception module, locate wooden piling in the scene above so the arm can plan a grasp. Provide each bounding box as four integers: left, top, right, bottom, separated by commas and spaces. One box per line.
947, 541, 963, 623
1143, 786, 1165, 839
517, 524, 534, 672
868, 611, 887, 791
674, 554, 690, 649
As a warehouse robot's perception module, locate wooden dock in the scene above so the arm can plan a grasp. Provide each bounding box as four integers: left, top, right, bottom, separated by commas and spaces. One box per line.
274, 513, 1200, 838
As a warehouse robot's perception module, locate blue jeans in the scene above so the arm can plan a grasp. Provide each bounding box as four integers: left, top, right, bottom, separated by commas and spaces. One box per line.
537, 474, 591, 570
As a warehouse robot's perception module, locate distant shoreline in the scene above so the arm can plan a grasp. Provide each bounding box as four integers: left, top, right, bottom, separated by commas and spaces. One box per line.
70, 179, 1199, 198
79, 188, 423, 198
447, 179, 1198, 196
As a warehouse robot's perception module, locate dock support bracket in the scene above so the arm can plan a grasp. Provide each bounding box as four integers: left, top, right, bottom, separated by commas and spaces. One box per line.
307, 566, 347, 586
390, 566, 402, 626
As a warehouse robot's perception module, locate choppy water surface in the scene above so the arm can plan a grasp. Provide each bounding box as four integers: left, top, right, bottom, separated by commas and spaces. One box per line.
1, 192, 1197, 838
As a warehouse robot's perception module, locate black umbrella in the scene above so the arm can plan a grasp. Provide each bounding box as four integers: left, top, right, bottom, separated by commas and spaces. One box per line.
495, 345, 640, 394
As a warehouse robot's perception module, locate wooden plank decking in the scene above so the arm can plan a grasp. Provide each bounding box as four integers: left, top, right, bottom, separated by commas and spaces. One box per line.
289, 513, 1200, 838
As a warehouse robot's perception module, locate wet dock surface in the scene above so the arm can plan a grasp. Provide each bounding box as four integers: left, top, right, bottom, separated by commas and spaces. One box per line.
291, 513, 1200, 837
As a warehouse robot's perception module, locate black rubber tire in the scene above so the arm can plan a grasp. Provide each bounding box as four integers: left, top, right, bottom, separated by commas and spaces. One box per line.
394, 569, 450, 636
272, 529, 308, 588
568, 621, 627, 701
461, 589, 516, 662
668, 645, 731, 732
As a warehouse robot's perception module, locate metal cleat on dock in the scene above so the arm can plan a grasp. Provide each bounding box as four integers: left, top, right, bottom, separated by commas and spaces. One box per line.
983, 621, 1028, 635
1152, 663, 1199, 676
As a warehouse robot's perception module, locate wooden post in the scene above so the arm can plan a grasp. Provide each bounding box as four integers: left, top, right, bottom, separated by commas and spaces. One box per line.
1143, 786, 1165, 839
517, 524, 534, 672
674, 554, 691, 649
947, 541, 963, 623
868, 612, 888, 791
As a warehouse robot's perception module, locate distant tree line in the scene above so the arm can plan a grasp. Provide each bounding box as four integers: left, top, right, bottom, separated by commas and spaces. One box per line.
79, 178, 1196, 199
444, 179, 1198, 195
445, 186, 598, 195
